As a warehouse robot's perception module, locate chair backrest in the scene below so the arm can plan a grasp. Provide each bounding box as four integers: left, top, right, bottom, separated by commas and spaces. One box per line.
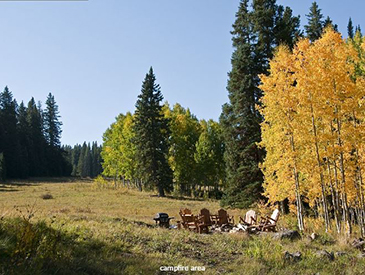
179, 209, 195, 223
245, 210, 256, 225
270, 209, 280, 224
200, 208, 212, 225
218, 209, 228, 225
181, 208, 192, 215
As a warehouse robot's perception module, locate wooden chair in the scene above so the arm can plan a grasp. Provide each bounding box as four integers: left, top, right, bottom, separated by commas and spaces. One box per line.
179, 209, 198, 232
200, 208, 213, 226
217, 209, 234, 226
195, 215, 209, 234
239, 210, 257, 225
257, 209, 280, 232
192, 208, 212, 234
238, 210, 258, 232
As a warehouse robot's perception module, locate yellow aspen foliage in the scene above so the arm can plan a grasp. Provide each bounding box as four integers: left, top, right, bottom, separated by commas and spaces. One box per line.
260, 28, 365, 234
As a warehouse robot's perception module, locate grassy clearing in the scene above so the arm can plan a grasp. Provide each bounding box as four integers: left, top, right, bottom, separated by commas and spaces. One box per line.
0, 179, 364, 274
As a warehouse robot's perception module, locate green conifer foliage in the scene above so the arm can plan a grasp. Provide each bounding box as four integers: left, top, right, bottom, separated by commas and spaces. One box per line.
17, 102, 30, 178
27, 97, 47, 176
0, 87, 20, 178
220, 0, 300, 208
348, 18, 354, 39
44, 93, 62, 148
304, 2, 334, 42
133, 67, 173, 197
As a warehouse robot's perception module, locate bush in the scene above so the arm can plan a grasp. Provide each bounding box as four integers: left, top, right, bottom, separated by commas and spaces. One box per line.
41, 193, 53, 200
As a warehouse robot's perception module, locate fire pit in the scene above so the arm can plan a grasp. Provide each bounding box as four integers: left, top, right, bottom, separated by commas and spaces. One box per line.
153, 213, 174, 228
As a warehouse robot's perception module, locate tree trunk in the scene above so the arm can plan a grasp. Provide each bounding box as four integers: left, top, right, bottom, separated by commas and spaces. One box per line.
327, 159, 341, 233
310, 103, 330, 232
290, 134, 304, 231
158, 183, 165, 197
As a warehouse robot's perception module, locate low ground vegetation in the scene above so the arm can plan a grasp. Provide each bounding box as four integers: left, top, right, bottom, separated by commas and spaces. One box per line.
0, 179, 364, 274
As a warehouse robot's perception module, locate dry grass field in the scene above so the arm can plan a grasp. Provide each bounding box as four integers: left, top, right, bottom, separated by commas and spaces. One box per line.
0, 179, 365, 275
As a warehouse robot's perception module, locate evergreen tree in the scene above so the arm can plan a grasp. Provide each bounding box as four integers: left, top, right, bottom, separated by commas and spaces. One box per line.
133, 67, 172, 197
17, 102, 30, 178
356, 25, 362, 36
0, 153, 5, 181
0, 87, 20, 178
44, 93, 62, 148
304, 2, 324, 42
27, 97, 46, 176
44, 93, 71, 176
77, 142, 88, 177
83, 144, 92, 178
220, 0, 300, 208
91, 142, 102, 177
348, 17, 354, 39
323, 16, 338, 32
71, 144, 81, 176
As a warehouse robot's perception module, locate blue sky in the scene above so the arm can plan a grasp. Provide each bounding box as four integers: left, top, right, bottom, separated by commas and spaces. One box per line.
0, 0, 364, 146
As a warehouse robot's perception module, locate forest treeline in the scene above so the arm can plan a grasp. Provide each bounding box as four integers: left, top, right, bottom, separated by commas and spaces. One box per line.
0, 88, 70, 180
101, 69, 225, 198
64, 142, 102, 178
0, 88, 102, 181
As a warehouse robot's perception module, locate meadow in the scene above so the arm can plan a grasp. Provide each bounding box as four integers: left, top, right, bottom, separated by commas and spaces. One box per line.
0, 179, 365, 275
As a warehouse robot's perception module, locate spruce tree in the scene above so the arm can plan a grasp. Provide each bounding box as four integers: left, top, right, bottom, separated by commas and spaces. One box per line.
348, 18, 354, 39
0, 87, 20, 178
323, 16, 338, 31
44, 93, 62, 148
304, 2, 324, 41
17, 102, 30, 178
27, 98, 46, 176
220, 0, 300, 208
133, 67, 172, 197
0, 153, 5, 181
71, 144, 81, 176
356, 25, 362, 36
77, 142, 88, 177
83, 144, 92, 178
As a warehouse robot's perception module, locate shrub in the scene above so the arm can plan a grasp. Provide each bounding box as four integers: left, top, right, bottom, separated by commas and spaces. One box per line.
41, 193, 53, 200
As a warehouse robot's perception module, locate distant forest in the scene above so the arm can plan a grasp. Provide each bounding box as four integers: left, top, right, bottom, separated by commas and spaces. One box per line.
0, 87, 102, 180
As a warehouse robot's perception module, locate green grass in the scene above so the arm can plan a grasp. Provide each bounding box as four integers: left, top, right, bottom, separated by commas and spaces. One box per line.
0, 179, 364, 274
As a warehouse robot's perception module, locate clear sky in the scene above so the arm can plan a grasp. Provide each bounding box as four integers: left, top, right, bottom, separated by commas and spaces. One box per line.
0, 0, 364, 146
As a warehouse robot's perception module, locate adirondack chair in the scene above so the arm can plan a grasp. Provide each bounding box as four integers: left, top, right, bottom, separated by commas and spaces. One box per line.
191, 208, 211, 234
239, 210, 257, 226
237, 210, 257, 232
217, 209, 234, 226
199, 208, 213, 226
179, 209, 198, 232
258, 209, 280, 232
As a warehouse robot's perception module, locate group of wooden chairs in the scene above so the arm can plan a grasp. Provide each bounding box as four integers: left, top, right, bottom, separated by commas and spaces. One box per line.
238, 209, 280, 233
178, 208, 234, 234
178, 208, 280, 234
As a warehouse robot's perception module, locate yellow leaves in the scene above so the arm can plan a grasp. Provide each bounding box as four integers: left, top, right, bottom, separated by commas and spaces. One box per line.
260, 28, 365, 210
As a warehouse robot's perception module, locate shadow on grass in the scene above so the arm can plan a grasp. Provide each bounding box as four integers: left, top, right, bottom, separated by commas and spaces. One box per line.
0, 182, 38, 192
0, 218, 160, 275
150, 194, 205, 202
9, 177, 90, 184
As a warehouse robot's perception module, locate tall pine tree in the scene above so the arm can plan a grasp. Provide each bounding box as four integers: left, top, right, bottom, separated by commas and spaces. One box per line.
220, 0, 300, 208
44, 93, 62, 148
0, 87, 20, 178
133, 67, 172, 197
348, 18, 354, 39
304, 2, 324, 42
27, 97, 47, 176
17, 102, 30, 178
